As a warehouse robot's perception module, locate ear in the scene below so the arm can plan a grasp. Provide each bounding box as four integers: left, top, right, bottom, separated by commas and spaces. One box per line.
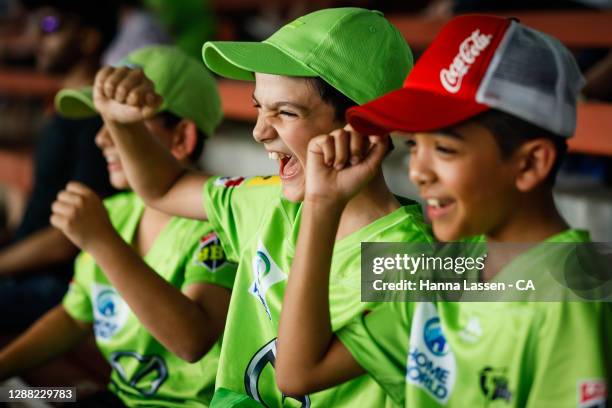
514, 138, 557, 192
170, 120, 198, 162
80, 28, 101, 56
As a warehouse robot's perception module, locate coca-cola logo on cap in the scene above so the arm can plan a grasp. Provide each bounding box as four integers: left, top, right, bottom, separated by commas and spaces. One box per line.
440, 30, 493, 94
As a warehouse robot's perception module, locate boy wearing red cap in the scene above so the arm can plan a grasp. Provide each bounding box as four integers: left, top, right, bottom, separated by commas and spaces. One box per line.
276, 15, 610, 407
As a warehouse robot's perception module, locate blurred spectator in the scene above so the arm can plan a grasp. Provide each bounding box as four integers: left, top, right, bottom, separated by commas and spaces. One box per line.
144, 0, 215, 59
0, 0, 118, 332
102, 0, 172, 66
0, 1, 39, 66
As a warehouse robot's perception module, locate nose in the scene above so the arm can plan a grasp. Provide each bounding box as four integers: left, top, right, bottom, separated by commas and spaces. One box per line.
95, 126, 113, 149
408, 148, 436, 188
252, 112, 277, 144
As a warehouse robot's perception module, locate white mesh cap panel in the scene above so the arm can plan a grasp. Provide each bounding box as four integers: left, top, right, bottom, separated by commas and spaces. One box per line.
475, 21, 585, 137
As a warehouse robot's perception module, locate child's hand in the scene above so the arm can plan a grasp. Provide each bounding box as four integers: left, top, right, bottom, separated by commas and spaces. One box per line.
93, 66, 163, 124
50, 182, 116, 252
305, 125, 389, 207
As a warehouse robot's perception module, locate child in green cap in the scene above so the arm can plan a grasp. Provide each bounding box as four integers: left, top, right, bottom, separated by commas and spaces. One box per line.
87, 7, 433, 408
0, 46, 237, 407
276, 15, 610, 408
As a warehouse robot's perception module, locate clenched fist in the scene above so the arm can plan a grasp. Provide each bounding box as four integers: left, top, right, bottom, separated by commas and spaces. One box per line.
93, 66, 163, 124
50, 182, 116, 252
305, 124, 390, 207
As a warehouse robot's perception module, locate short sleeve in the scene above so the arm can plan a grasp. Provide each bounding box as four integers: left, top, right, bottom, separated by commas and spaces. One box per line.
337, 302, 415, 405
62, 252, 94, 323
183, 231, 237, 290
202, 175, 281, 262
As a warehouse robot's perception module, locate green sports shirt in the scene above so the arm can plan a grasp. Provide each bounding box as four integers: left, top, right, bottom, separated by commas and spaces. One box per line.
63, 191, 237, 407
338, 229, 610, 408
202, 175, 434, 407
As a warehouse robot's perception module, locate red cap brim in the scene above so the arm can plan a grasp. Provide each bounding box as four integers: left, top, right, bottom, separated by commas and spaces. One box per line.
347, 87, 489, 136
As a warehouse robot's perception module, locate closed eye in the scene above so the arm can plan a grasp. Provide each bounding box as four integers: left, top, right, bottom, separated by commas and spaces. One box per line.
279, 110, 298, 118
435, 144, 457, 154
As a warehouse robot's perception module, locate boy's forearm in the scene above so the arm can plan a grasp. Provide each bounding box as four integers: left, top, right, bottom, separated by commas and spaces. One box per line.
277, 199, 342, 379
89, 233, 226, 362
104, 120, 185, 203
103, 120, 209, 220
0, 305, 89, 380
0, 227, 78, 276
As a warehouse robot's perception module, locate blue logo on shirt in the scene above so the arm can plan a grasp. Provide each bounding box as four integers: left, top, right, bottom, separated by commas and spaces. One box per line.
424, 317, 449, 356
97, 289, 118, 317
93, 284, 129, 340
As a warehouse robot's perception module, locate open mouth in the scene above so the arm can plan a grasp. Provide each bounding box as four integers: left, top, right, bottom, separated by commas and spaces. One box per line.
268, 152, 300, 180
105, 154, 122, 172
426, 197, 456, 220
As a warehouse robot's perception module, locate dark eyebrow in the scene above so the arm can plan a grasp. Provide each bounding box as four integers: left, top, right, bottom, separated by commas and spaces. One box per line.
251, 93, 309, 113
275, 101, 309, 113
437, 127, 465, 140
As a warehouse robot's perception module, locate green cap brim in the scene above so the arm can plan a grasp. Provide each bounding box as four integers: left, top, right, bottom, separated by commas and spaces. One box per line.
202, 41, 318, 80
55, 87, 98, 118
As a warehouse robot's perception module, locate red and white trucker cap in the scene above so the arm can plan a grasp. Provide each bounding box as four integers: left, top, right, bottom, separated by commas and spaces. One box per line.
347, 15, 585, 138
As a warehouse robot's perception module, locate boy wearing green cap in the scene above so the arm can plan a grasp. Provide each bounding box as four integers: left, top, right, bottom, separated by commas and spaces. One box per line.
275, 15, 610, 408
0, 46, 236, 407
88, 8, 432, 407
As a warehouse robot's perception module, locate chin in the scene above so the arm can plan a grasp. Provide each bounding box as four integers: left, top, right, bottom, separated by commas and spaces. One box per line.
110, 176, 129, 190
281, 183, 305, 203
433, 224, 464, 243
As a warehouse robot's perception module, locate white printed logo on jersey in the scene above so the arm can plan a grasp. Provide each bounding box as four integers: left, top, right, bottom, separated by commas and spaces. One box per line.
92, 283, 130, 340
249, 241, 287, 320
459, 316, 482, 343
406, 302, 456, 404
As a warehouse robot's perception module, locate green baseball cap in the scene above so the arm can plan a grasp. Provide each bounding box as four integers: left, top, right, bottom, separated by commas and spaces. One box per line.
202, 7, 413, 105
55, 45, 223, 138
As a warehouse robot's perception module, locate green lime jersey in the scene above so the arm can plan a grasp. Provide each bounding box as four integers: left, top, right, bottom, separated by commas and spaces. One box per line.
202, 175, 434, 407
338, 229, 610, 408
62, 191, 237, 407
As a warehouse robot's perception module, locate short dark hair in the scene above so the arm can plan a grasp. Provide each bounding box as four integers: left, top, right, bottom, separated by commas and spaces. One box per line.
471, 109, 567, 184
304, 77, 357, 123
157, 111, 206, 165
304, 76, 395, 154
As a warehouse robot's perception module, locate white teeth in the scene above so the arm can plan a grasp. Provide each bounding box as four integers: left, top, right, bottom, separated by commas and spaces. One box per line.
428, 198, 441, 208
268, 152, 291, 160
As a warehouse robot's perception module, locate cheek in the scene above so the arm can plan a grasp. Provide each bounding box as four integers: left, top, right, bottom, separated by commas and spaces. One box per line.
279, 125, 310, 164
443, 158, 497, 203
455, 161, 514, 231
435, 160, 475, 197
